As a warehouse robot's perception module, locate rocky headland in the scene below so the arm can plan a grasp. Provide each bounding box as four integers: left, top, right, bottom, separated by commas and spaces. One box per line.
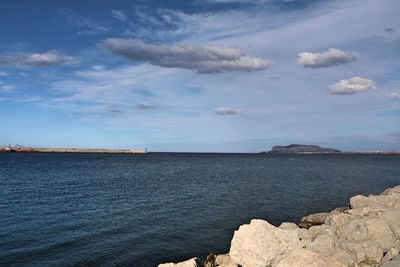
267, 144, 341, 154
159, 185, 400, 267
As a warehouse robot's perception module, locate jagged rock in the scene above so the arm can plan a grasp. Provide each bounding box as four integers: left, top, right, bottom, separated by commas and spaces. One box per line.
380, 186, 400, 196
298, 212, 329, 229
364, 217, 396, 251
230, 219, 302, 267
158, 257, 201, 267
306, 234, 335, 255
381, 247, 400, 264
159, 185, 400, 267
215, 254, 238, 267
381, 255, 400, 267
204, 253, 216, 267
338, 240, 383, 266
350, 195, 400, 210
379, 210, 400, 239
279, 222, 299, 231
274, 248, 346, 267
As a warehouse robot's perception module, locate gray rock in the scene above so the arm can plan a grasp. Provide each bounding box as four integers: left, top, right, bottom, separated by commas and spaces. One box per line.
380, 255, 400, 267
298, 212, 329, 229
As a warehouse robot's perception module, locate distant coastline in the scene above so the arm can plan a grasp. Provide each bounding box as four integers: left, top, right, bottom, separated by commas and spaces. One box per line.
0, 146, 147, 154
265, 144, 400, 155
1, 144, 400, 154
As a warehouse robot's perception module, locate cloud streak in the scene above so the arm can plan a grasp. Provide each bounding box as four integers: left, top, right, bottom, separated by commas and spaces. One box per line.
111, 9, 127, 21
329, 76, 376, 95
214, 107, 243, 115
297, 48, 359, 68
136, 103, 156, 109
389, 92, 400, 99
102, 38, 271, 73
0, 51, 77, 67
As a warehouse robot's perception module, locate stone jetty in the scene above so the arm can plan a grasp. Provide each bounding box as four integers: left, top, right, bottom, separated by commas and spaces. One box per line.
159, 185, 400, 267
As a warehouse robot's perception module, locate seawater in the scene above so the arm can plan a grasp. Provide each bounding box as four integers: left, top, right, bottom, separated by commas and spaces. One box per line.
1, 152, 400, 266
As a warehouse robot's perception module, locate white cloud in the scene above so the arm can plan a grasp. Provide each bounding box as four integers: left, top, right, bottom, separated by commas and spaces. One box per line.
0, 81, 13, 92
0, 51, 77, 67
14, 95, 42, 103
102, 38, 271, 73
214, 107, 243, 115
389, 92, 400, 99
297, 48, 359, 68
111, 9, 127, 21
24, 51, 77, 66
329, 76, 376, 95
0, 71, 9, 76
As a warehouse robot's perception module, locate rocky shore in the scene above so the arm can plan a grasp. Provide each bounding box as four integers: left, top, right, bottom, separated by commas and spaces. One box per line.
159, 185, 400, 267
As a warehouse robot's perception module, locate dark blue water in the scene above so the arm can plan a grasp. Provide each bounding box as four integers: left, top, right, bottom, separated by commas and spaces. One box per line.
1, 153, 400, 266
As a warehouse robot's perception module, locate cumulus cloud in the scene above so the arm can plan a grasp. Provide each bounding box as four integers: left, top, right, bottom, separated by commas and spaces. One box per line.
0, 51, 77, 67
111, 9, 127, 21
329, 76, 376, 95
136, 103, 156, 109
102, 38, 271, 73
214, 107, 243, 115
297, 48, 359, 68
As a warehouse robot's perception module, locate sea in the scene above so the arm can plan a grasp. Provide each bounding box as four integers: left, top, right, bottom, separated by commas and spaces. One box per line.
1, 152, 400, 266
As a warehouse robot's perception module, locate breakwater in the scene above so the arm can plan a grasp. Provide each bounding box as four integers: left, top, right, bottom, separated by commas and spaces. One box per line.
159, 185, 400, 267
0, 147, 146, 153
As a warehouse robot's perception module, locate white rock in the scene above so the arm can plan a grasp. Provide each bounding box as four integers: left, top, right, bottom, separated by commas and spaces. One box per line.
338, 240, 383, 266
158, 257, 200, 267
215, 254, 238, 267
306, 234, 335, 255
350, 195, 400, 210
380, 185, 400, 196
274, 248, 346, 267
229, 219, 302, 267
364, 217, 396, 251
379, 209, 400, 239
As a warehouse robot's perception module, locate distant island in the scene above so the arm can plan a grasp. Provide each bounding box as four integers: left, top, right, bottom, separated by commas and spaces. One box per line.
267, 144, 341, 154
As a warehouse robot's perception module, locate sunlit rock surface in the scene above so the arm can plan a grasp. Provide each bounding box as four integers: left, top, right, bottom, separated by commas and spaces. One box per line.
158, 185, 400, 267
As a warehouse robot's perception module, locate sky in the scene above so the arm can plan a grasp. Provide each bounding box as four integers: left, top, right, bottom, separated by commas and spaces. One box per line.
0, 0, 399, 152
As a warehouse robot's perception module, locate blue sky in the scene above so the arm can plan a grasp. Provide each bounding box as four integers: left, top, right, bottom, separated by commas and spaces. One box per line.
0, 0, 399, 152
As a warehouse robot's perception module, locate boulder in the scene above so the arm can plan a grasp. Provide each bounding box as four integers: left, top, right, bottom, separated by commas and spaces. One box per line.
379, 210, 400, 239
338, 240, 383, 266
298, 212, 329, 229
158, 257, 201, 267
381, 255, 400, 267
215, 254, 238, 267
364, 217, 396, 251
229, 219, 302, 267
274, 248, 346, 267
380, 186, 400, 196
350, 195, 400, 211
381, 247, 400, 264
